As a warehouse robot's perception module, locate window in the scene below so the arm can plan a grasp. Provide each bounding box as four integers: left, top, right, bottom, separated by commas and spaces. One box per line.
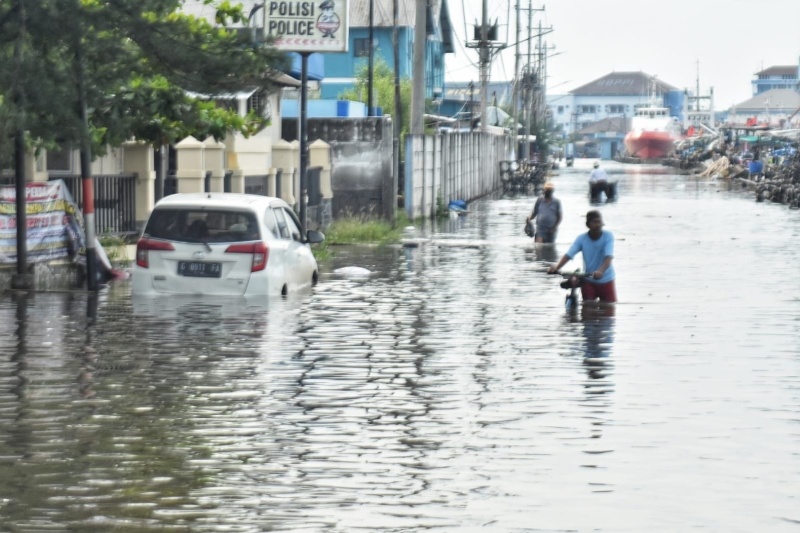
557, 106, 564, 114
608, 104, 625, 114
579, 105, 596, 114
263, 208, 279, 238
354, 38, 371, 57
144, 209, 258, 243
282, 208, 303, 241
272, 208, 290, 239
270, 207, 303, 241
247, 89, 271, 120
214, 98, 238, 113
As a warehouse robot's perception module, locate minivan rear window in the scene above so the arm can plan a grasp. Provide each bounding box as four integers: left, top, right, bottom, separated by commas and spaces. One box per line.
145, 209, 260, 243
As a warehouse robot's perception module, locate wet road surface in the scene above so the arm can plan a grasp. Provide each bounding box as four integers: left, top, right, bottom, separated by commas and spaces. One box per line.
1, 159, 799, 532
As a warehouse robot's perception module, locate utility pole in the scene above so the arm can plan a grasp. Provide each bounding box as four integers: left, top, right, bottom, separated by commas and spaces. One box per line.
367, 0, 374, 116
523, 67, 532, 160
522, 0, 535, 159
469, 81, 475, 131
465, 0, 505, 133
392, 0, 401, 221
511, 0, 521, 141
479, 0, 489, 132
410, 0, 426, 134
535, 36, 555, 135
76, 41, 99, 291
525, 14, 552, 159
540, 40, 555, 139
11, 0, 32, 290
533, 21, 542, 133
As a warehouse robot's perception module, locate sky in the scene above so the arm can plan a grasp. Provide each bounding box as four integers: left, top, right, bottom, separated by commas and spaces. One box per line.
444, 0, 800, 110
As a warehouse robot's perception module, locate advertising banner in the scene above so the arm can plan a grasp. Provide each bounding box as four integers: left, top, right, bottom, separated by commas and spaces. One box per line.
264, 0, 348, 53
0, 180, 86, 264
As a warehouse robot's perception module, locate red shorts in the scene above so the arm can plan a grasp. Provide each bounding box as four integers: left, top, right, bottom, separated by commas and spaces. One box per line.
581, 279, 617, 303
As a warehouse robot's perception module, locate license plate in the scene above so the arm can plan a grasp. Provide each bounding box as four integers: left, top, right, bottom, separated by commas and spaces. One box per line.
177, 261, 222, 278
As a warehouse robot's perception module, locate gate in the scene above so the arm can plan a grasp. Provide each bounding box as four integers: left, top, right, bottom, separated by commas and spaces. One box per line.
50, 174, 138, 236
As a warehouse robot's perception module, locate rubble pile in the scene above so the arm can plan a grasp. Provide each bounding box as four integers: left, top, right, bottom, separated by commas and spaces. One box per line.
755, 151, 800, 208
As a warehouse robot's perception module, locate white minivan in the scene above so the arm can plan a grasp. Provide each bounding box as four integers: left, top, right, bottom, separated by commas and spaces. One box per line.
132, 193, 324, 297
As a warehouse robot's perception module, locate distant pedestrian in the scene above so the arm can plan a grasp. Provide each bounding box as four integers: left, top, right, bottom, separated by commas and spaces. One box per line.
589, 161, 609, 184
526, 181, 562, 243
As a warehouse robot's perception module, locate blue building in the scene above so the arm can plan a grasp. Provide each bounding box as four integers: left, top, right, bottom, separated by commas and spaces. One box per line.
318, 0, 455, 102
751, 62, 800, 96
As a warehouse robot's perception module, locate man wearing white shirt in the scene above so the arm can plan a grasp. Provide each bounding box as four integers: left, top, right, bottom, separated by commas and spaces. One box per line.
589, 161, 609, 183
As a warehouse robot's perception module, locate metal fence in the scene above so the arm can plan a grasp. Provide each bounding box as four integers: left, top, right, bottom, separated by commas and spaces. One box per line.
50, 174, 138, 236
307, 166, 322, 206
1, 173, 138, 236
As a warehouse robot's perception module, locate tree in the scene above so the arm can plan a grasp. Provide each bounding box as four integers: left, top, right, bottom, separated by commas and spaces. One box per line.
338, 59, 412, 147
0, 0, 290, 163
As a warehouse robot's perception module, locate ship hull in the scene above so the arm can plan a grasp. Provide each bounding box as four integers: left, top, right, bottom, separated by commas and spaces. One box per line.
624, 130, 678, 159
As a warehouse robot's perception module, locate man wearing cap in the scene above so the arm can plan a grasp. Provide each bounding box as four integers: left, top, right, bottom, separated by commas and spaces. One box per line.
547, 210, 616, 303
589, 161, 613, 202
526, 181, 562, 243
589, 161, 609, 183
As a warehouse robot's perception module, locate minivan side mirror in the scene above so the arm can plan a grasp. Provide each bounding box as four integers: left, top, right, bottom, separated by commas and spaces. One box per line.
306, 229, 325, 244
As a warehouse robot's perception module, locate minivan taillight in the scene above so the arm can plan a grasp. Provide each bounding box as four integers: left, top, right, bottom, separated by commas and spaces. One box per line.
136, 237, 175, 268
225, 241, 269, 272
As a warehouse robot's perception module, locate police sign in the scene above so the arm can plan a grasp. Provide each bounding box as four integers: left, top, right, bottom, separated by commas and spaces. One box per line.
265, 0, 348, 53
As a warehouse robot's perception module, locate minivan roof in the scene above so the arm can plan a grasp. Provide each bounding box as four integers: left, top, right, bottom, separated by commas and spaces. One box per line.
153, 193, 288, 211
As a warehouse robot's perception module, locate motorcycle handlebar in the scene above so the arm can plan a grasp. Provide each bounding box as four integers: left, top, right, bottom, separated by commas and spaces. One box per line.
550, 270, 598, 280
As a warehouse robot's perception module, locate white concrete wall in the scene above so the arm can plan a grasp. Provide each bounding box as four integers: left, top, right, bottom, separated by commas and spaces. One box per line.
405, 131, 511, 220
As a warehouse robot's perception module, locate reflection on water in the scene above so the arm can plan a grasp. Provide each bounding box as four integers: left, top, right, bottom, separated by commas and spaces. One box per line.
1, 164, 800, 531
523, 242, 560, 265
578, 306, 615, 447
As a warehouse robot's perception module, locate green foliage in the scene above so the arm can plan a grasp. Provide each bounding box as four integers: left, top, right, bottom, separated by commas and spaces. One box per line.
0, 0, 289, 161
323, 217, 403, 245
435, 189, 448, 218
312, 211, 413, 261
531, 121, 552, 157
98, 233, 131, 267
95, 75, 268, 149
338, 59, 412, 146
567, 132, 582, 143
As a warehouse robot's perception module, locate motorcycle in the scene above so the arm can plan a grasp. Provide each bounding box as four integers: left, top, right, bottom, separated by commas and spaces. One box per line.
557, 270, 591, 310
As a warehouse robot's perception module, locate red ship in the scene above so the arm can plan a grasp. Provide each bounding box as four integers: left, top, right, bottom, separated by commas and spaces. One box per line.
624, 105, 682, 159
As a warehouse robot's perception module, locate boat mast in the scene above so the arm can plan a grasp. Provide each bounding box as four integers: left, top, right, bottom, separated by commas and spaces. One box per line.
695, 60, 700, 112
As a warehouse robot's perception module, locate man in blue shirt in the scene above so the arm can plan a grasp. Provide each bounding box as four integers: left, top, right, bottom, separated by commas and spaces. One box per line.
547, 210, 617, 303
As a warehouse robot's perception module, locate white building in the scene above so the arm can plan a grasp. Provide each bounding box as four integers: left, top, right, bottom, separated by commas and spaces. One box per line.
547, 71, 681, 159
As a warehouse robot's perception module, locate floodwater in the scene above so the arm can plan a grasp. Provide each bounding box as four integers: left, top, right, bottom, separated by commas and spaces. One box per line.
1, 159, 799, 532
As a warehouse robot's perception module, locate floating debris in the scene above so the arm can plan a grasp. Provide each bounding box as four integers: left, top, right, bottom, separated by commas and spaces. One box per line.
332, 266, 373, 277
